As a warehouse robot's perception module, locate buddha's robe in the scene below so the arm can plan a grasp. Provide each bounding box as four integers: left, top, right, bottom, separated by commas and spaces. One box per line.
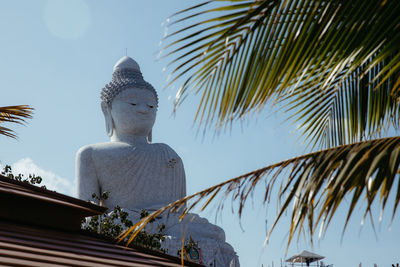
76, 141, 239, 267
76, 141, 186, 211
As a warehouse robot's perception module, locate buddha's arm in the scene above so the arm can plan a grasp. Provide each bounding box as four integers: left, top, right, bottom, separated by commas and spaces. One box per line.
76, 146, 100, 203
178, 158, 187, 197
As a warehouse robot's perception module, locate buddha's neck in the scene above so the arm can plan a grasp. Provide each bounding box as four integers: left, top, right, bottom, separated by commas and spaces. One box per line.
111, 132, 148, 145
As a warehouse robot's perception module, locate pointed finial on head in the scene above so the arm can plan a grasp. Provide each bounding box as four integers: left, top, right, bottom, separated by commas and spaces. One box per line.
113, 56, 140, 72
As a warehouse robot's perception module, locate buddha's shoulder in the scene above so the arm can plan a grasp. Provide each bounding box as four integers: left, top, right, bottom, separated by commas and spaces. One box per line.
150, 142, 180, 156
76, 142, 126, 157
77, 142, 180, 156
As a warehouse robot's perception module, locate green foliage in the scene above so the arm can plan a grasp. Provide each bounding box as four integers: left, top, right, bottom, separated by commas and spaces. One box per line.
1, 165, 45, 188
135, 210, 166, 253
81, 192, 167, 253
164, 0, 400, 148
122, 0, 400, 250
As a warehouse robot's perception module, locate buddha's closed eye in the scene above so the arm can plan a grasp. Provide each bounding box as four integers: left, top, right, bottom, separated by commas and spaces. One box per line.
148, 105, 154, 108
130, 103, 137, 106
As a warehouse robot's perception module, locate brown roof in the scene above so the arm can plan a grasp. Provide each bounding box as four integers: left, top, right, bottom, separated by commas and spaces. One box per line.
0, 174, 105, 214
0, 174, 106, 231
0, 175, 203, 266
0, 220, 203, 267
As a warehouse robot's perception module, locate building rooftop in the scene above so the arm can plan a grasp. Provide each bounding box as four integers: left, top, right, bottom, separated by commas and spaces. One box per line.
0, 174, 203, 267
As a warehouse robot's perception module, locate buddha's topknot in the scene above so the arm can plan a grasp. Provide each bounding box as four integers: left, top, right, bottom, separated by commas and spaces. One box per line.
101, 56, 158, 107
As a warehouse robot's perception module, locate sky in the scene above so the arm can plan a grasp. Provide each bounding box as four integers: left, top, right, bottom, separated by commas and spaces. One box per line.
0, 1, 399, 266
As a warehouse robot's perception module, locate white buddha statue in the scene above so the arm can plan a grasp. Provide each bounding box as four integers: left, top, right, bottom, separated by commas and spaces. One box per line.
76, 56, 239, 267
76, 56, 186, 212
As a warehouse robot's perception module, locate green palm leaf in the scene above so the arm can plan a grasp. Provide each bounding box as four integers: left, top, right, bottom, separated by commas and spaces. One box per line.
119, 136, 400, 248
163, 0, 400, 148
0, 105, 33, 139
284, 56, 400, 149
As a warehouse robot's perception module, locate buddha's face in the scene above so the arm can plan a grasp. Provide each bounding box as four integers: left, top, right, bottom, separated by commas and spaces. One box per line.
110, 88, 157, 137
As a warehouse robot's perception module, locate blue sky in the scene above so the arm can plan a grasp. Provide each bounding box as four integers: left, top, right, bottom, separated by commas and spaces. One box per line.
1, 1, 399, 266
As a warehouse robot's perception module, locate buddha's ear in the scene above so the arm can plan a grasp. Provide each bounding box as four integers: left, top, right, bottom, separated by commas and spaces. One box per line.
101, 102, 114, 137
147, 130, 152, 143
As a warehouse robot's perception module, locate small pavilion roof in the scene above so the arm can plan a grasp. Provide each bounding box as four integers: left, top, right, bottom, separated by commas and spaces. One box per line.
286, 250, 325, 263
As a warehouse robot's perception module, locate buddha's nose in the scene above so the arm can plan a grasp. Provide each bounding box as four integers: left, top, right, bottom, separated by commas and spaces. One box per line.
137, 104, 149, 114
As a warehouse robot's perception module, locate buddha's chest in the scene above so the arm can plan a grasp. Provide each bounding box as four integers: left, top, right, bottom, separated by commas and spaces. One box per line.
90, 143, 185, 209
92, 144, 181, 190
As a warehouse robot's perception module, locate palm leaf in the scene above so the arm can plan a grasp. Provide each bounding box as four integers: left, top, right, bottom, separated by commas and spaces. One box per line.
284, 56, 400, 149
163, 0, 400, 147
119, 136, 400, 249
0, 105, 33, 139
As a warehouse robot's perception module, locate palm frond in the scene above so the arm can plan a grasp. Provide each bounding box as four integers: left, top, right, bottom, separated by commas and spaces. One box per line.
284, 54, 400, 149
119, 136, 400, 249
0, 105, 33, 139
164, 0, 400, 147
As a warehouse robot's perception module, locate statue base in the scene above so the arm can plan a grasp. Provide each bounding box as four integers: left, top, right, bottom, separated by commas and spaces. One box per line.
127, 210, 240, 267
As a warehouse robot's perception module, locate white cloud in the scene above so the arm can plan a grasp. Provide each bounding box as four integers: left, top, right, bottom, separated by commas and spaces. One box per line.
10, 158, 74, 196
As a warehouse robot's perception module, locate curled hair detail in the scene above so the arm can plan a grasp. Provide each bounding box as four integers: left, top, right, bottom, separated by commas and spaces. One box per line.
101, 68, 158, 107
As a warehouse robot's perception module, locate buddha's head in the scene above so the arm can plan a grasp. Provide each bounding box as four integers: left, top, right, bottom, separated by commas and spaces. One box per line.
101, 56, 158, 142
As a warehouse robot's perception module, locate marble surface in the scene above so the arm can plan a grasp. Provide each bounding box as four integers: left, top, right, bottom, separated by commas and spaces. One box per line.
113, 56, 140, 72
77, 141, 186, 210
76, 56, 239, 266
77, 86, 186, 210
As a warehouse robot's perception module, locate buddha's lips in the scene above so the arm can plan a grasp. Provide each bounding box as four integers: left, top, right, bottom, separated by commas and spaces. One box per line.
133, 113, 152, 118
